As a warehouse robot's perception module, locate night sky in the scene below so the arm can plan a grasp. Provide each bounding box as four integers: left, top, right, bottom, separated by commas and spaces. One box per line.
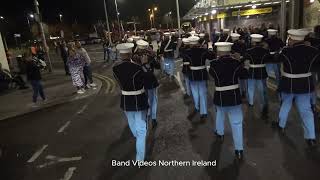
0, 0, 196, 24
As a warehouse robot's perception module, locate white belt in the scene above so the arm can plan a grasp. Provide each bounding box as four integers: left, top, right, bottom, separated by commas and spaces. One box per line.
249, 64, 266, 68
190, 66, 206, 70
164, 49, 173, 52
270, 52, 276, 55
281, 71, 312, 79
183, 62, 190, 65
121, 88, 145, 96
215, 84, 239, 91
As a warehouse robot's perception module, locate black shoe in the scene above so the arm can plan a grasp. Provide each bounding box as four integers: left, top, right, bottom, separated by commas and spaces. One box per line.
188, 108, 198, 120
214, 131, 224, 143
235, 150, 244, 161
183, 94, 189, 99
200, 114, 207, 123
271, 121, 285, 133
152, 120, 158, 129
306, 139, 317, 148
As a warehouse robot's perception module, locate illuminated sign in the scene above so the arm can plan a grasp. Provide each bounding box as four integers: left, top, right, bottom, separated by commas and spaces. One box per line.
232, 7, 273, 16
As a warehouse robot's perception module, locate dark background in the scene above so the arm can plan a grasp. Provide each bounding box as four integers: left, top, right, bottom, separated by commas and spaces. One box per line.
0, 0, 195, 24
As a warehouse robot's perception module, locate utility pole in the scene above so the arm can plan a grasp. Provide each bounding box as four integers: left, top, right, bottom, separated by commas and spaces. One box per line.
103, 0, 112, 45
176, 0, 181, 38
280, 0, 287, 41
115, 0, 121, 38
33, 0, 53, 72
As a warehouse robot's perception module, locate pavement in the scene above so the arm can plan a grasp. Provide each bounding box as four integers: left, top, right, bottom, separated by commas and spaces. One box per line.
0, 71, 103, 121
0, 44, 320, 180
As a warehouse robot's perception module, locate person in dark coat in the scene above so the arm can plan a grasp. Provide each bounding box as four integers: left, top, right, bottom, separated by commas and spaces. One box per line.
113, 43, 149, 161
135, 39, 160, 129
244, 34, 272, 118
185, 36, 215, 121
25, 50, 46, 106
180, 38, 192, 98
272, 29, 320, 148
231, 33, 247, 98
209, 42, 248, 161
265, 29, 285, 88
59, 41, 70, 75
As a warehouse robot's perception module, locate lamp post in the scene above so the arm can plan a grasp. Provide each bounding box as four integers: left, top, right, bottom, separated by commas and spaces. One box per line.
148, 6, 158, 29
0, 16, 8, 50
59, 14, 63, 22
103, 0, 112, 45
115, 0, 121, 38
176, 0, 181, 38
33, 0, 53, 73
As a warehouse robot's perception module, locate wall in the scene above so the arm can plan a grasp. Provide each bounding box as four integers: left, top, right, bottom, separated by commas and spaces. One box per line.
303, 0, 320, 28
0, 33, 9, 71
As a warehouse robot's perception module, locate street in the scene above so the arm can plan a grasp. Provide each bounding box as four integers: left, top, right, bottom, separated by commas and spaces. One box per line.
0, 44, 320, 180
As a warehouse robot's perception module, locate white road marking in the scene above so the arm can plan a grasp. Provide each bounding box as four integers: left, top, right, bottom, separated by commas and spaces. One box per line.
58, 156, 82, 162
37, 161, 57, 169
77, 104, 88, 114
46, 155, 82, 162
61, 167, 77, 180
58, 121, 71, 133
174, 72, 186, 94
27, 145, 48, 163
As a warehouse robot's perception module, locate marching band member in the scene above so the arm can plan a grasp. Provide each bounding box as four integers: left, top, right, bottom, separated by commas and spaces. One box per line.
209, 42, 248, 160
113, 43, 149, 161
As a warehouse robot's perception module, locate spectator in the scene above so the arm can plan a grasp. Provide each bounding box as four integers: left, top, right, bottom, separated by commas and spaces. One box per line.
25, 50, 46, 107
103, 38, 111, 62
59, 41, 70, 75
75, 41, 97, 89
67, 42, 86, 94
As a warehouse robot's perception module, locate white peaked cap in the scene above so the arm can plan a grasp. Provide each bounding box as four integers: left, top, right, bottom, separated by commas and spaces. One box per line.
116, 43, 134, 54
188, 36, 200, 45
127, 38, 133, 43
223, 29, 230, 33
136, 40, 149, 49
231, 33, 241, 41
250, 34, 264, 42
199, 33, 205, 38
267, 29, 278, 36
182, 38, 190, 45
132, 36, 141, 41
164, 32, 171, 36
287, 29, 309, 41
215, 42, 233, 52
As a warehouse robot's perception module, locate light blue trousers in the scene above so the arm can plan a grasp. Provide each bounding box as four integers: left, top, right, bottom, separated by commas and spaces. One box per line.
147, 88, 158, 120
279, 93, 315, 139
239, 79, 247, 95
190, 80, 208, 115
124, 111, 147, 161
163, 58, 175, 76
215, 105, 244, 150
184, 74, 191, 96
266, 64, 280, 86
247, 79, 268, 108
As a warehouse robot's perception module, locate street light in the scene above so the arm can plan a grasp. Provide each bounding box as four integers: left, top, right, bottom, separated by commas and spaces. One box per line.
0, 16, 4, 20
59, 14, 63, 22
29, 14, 34, 18
148, 6, 158, 29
